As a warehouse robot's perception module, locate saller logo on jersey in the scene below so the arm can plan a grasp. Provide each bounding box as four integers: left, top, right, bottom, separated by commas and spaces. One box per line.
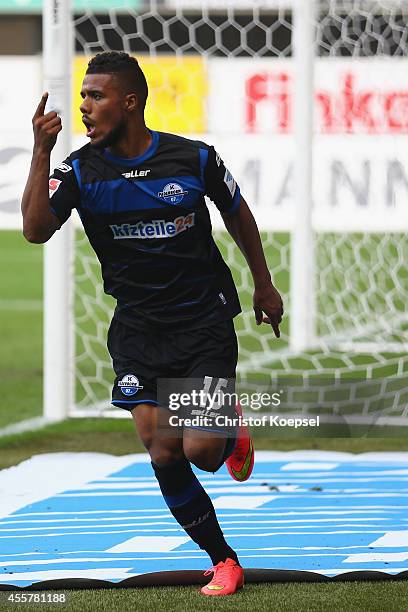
110, 213, 195, 239
122, 169, 150, 178
158, 182, 188, 204
55, 162, 72, 173
118, 374, 143, 396
49, 178, 62, 198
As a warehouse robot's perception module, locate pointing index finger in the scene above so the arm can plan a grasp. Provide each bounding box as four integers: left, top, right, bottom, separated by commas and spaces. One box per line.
271, 321, 281, 338
34, 92, 48, 118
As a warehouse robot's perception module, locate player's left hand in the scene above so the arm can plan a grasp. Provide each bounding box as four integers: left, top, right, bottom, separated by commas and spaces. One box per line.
253, 283, 284, 338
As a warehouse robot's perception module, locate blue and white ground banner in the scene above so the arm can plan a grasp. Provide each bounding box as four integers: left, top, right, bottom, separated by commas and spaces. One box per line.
1, 451, 408, 587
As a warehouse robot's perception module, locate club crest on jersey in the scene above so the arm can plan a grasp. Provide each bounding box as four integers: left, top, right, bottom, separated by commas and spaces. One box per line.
158, 182, 188, 204
49, 178, 62, 198
118, 374, 143, 396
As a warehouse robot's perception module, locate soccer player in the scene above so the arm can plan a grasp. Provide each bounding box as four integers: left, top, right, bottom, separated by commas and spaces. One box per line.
21, 51, 283, 596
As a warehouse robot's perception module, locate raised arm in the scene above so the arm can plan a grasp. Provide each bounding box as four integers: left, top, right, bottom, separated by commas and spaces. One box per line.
21, 93, 62, 243
222, 196, 284, 338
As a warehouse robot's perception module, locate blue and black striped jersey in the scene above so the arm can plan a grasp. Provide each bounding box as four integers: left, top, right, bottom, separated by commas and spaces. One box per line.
49, 130, 242, 331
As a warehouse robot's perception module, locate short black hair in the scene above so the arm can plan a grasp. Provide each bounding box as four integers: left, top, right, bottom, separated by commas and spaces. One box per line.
86, 51, 148, 114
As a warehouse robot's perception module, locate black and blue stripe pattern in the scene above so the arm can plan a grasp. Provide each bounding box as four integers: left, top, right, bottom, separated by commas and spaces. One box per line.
49, 130, 241, 331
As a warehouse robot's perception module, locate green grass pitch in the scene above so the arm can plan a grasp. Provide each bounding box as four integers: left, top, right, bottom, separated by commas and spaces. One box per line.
1, 581, 408, 612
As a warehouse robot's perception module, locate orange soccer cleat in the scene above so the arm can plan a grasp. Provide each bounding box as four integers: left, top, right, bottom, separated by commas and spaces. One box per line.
200, 558, 244, 596
226, 402, 254, 482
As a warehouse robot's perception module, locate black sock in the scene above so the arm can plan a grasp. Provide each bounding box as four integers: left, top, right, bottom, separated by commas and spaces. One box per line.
151, 457, 239, 565
210, 429, 238, 474
223, 431, 238, 462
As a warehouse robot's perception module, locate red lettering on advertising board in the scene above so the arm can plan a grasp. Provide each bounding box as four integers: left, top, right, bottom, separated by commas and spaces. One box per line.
246, 72, 290, 133
245, 70, 408, 134
385, 92, 408, 132
342, 73, 376, 133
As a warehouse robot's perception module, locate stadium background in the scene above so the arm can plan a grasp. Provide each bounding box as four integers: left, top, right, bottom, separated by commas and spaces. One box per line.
0, 1, 408, 608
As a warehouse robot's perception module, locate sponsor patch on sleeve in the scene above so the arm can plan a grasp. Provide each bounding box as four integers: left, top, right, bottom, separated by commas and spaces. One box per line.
224, 168, 237, 197
55, 162, 72, 173
49, 178, 62, 199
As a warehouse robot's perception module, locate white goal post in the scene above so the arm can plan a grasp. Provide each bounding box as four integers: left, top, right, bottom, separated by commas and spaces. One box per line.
43, 0, 74, 422
42, 0, 408, 425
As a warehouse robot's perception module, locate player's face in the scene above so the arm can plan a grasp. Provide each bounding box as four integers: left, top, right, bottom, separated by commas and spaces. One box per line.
80, 74, 127, 148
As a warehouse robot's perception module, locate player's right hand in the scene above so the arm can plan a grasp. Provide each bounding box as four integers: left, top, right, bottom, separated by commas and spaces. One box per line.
32, 92, 62, 154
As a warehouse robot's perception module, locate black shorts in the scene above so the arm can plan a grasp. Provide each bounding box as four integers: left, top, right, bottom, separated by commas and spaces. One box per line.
107, 317, 238, 412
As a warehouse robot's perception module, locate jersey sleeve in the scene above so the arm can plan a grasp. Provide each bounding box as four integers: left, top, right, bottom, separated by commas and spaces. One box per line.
48, 157, 80, 225
203, 146, 241, 214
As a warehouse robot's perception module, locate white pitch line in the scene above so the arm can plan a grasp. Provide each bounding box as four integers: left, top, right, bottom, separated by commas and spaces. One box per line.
53, 489, 408, 498
224, 530, 387, 537
0, 522, 176, 532
3, 523, 394, 535
0, 545, 388, 559
0, 556, 165, 566
208, 518, 393, 524
247, 493, 408, 498
209, 477, 408, 483
0, 299, 42, 311
0, 515, 172, 525
56, 491, 164, 497
0, 511, 395, 526
7, 505, 402, 516
259, 471, 408, 476
343, 552, 408, 563
247, 471, 408, 478
250, 546, 381, 551
0, 529, 387, 540
302, 567, 408, 576
56, 486, 275, 496
0, 553, 392, 566
0, 550, 206, 558
0, 528, 180, 539
0, 517, 392, 529
0, 568, 135, 582
280, 462, 338, 471
369, 531, 408, 547
331, 493, 408, 497
92, 470, 408, 483
79, 482, 160, 490
5, 509, 171, 516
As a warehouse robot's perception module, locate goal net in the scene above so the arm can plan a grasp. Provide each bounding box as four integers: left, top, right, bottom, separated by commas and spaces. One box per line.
64, 0, 408, 424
